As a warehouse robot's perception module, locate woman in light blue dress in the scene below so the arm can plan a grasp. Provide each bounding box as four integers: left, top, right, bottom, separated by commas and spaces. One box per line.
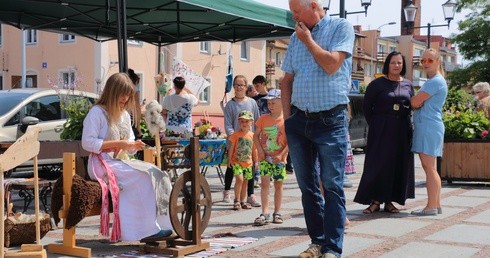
411, 48, 448, 216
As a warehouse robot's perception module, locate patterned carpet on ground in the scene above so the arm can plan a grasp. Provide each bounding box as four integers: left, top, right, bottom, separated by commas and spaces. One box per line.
108, 234, 258, 257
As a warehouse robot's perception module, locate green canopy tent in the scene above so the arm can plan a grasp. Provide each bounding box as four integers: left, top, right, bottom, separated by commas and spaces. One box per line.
0, 0, 295, 71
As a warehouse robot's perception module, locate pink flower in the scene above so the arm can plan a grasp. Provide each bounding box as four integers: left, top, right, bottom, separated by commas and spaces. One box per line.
482, 130, 488, 138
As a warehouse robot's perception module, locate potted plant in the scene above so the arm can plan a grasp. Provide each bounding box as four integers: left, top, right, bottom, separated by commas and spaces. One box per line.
439, 88, 490, 182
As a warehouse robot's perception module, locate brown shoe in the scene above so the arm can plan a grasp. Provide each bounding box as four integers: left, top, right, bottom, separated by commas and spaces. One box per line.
298, 244, 322, 258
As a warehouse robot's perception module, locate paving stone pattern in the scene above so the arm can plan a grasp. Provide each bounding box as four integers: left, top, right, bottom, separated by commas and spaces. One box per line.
7, 152, 490, 257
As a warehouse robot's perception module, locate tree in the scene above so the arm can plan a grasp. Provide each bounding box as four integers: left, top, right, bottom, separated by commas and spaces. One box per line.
448, 0, 490, 88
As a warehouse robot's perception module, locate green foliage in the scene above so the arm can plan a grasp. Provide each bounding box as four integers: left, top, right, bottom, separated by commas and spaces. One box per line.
140, 117, 150, 139
60, 97, 93, 140
443, 88, 490, 139
443, 108, 490, 139
448, 0, 490, 87
444, 87, 477, 112
358, 82, 367, 94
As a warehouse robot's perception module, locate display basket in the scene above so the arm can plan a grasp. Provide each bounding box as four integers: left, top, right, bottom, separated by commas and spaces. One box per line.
3, 213, 51, 247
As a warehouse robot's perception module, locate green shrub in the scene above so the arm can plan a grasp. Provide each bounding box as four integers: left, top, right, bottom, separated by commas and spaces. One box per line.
60, 97, 92, 140
443, 88, 490, 139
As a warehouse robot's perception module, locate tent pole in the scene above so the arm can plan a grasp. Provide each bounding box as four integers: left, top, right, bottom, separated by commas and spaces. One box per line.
157, 43, 162, 101
117, 0, 128, 72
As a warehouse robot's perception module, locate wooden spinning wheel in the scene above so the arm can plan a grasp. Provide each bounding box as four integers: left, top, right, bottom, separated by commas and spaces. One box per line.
169, 171, 212, 240
143, 137, 210, 256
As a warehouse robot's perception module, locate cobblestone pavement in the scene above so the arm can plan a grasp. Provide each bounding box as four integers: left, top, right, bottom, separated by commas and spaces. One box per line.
7, 152, 490, 257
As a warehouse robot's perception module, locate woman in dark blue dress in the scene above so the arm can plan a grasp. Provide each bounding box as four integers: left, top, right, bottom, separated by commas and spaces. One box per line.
354, 51, 415, 214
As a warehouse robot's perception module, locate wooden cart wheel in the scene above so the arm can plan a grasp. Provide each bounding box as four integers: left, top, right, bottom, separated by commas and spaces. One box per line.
169, 171, 212, 240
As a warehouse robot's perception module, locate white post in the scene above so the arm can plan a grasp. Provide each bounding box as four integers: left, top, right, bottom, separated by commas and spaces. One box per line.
21, 29, 27, 88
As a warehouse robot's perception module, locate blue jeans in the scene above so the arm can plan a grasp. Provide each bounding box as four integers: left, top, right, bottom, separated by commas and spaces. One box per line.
285, 105, 348, 256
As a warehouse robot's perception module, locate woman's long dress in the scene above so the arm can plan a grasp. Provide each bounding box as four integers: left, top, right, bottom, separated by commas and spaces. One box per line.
82, 105, 172, 241
354, 77, 415, 205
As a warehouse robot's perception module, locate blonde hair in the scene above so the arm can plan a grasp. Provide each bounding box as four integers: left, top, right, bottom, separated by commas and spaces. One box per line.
473, 82, 490, 94
424, 48, 445, 77
233, 75, 248, 86
96, 73, 136, 125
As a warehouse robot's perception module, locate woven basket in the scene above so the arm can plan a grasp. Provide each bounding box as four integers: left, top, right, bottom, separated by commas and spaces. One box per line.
3, 213, 51, 247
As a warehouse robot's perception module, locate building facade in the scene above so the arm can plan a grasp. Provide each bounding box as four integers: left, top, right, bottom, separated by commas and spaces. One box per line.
0, 23, 271, 130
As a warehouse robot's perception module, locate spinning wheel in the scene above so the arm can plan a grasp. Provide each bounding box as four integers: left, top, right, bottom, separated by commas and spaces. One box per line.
169, 171, 212, 240
143, 137, 210, 256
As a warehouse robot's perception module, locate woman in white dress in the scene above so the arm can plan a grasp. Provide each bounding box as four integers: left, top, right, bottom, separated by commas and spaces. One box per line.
82, 72, 173, 242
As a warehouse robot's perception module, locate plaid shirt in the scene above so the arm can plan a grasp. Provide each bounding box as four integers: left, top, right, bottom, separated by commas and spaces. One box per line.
282, 16, 354, 112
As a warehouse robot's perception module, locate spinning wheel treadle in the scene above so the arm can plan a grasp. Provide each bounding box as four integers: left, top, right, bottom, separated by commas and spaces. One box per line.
169, 171, 212, 240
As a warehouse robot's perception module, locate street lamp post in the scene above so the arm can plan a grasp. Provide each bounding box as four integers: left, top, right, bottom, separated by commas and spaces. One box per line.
371, 22, 396, 79
323, 0, 372, 18
403, 0, 457, 48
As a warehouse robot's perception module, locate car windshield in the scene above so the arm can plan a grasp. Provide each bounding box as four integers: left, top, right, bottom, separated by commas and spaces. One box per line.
0, 92, 29, 117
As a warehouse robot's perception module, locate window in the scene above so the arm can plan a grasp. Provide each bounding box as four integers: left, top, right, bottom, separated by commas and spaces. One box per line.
377, 44, 385, 55
364, 64, 370, 76
200, 42, 210, 54
0, 75, 3, 90
135, 72, 144, 105
7, 95, 62, 125
199, 78, 211, 103
61, 34, 75, 42
26, 77, 34, 88
414, 48, 424, 57
0, 25, 2, 47
61, 71, 76, 89
25, 29, 37, 44
240, 41, 249, 61
275, 52, 281, 66
389, 46, 397, 53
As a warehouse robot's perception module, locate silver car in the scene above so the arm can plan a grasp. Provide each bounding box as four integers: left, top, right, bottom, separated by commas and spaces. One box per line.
0, 88, 97, 142
0, 88, 97, 171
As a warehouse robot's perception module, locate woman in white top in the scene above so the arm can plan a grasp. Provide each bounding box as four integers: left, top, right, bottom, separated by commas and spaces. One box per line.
82, 73, 172, 241
161, 76, 199, 134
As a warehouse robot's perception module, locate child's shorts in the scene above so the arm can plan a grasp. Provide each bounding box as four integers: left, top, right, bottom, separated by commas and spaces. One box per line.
232, 164, 253, 180
259, 161, 287, 182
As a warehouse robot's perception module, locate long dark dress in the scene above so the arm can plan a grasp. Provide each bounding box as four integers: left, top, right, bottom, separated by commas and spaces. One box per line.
354, 77, 415, 205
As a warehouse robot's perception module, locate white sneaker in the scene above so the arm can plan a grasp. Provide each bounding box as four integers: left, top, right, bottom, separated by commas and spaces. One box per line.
222, 190, 232, 203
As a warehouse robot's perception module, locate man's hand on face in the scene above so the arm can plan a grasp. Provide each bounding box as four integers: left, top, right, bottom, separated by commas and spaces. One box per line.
295, 22, 311, 43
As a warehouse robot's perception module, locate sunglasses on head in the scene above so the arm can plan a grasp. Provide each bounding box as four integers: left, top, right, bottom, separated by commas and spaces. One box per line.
420, 58, 435, 64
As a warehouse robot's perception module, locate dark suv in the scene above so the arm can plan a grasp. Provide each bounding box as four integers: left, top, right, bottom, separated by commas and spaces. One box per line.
348, 94, 368, 150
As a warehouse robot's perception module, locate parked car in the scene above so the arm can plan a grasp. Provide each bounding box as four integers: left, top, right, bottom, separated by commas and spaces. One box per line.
0, 88, 97, 169
348, 94, 368, 150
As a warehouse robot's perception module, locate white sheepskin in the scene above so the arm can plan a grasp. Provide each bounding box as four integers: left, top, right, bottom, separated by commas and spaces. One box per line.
144, 100, 165, 137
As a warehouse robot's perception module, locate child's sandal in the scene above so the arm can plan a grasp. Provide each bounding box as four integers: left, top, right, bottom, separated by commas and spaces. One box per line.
241, 202, 252, 209
233, 201, 241, 210
254, 213, 270, 226
272, 213, 283, 224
